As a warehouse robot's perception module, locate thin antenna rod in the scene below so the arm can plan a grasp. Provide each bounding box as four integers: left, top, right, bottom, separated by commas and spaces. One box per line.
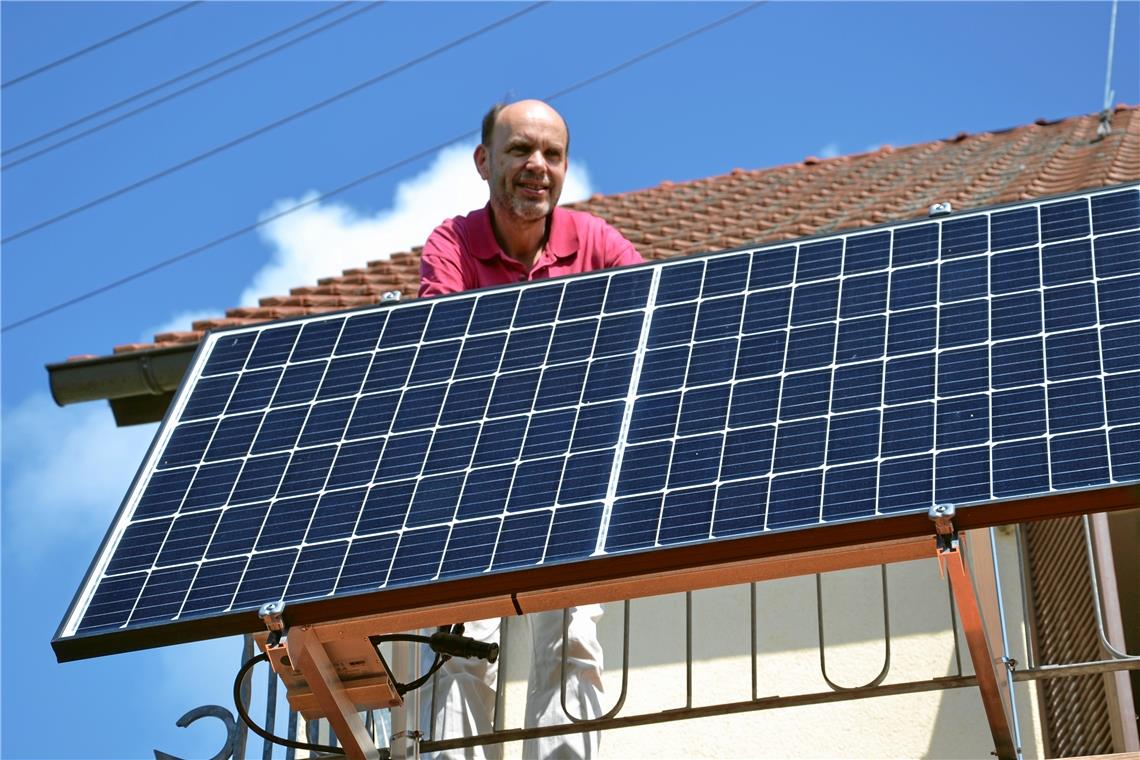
1098, 0, 1118, 138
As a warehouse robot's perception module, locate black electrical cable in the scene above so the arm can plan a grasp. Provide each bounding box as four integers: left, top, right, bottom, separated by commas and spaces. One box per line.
2, 1, 367, 159
0, 1, 764, 333
233, 652, 346, 756
1, 2, 202, 89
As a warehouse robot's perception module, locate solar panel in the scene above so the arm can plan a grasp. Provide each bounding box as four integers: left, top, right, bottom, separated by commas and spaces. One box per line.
54, 185, 1140, 662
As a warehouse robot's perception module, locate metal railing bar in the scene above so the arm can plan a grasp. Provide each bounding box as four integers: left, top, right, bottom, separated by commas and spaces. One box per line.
493, 616, 510, 733
685, 591, 693, 709
1081, 515, 1140, 660
750, 582, 759, 701
988, 527, 1024, 758
559, 602, 631, 723
816, 565, 892, 691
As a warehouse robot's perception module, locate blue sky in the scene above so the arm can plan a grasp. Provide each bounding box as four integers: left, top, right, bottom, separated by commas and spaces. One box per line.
2, 2, 1137, 757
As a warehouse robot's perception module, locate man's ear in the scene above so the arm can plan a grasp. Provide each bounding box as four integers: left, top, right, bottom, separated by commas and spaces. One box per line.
474, 144, 490, 180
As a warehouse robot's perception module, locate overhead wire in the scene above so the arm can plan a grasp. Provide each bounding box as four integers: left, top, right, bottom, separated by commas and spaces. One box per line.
2, 1, 364, 158
0, 2, 549, 244
0, 1, 764, 334
1, 2, 202, 89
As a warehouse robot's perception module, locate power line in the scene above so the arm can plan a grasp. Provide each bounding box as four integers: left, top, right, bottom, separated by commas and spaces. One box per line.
1, 2, 202, 89
0, 2, 548, 244
1, 2, 763, 334
2, 2, 362, 158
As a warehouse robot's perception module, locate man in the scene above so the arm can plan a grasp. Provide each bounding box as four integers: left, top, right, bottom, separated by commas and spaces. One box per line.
418, 100, 643, 759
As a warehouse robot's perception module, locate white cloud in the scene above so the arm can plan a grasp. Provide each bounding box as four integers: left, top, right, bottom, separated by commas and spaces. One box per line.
818, 142, 841, 159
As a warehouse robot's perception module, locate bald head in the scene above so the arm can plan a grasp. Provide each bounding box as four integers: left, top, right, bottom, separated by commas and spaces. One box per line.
481, 100, 570, 152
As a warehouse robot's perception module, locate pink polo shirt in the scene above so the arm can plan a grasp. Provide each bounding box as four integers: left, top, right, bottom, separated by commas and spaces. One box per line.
419, 204, 644, 297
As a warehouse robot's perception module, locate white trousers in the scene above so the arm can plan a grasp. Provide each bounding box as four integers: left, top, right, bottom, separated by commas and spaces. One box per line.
421, 605, 605, 760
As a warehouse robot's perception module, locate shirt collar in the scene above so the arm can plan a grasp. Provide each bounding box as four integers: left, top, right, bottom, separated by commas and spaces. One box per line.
471, 204, 579, 262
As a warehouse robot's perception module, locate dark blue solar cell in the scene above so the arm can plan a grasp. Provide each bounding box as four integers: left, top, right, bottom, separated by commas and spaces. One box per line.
548, 320, 597, 365
791, 281, 839, 326
357, 480, 415, 534
938, 347, 989, 398
784, 324, 835, 372
493, 510, 553, 570
1041, 198, 1089, 242
638, 345, 689, 394
826, 410, 880, 465
536, 362, 587, 410
457, 464, 513, 519
606, 493, 662, 551
424, 299, 474, 342
185, 375, 238, 420
346, 391, 399, 440
523, 409, 575, 458
379, 307, 429, 348
1098, 275, 1140, 325
721, 425, 774, 481
500, 327, 551, 372
935, 446, 990, 504
583, 355, 635, 403
596, 313, 642, 357
629, 392, 680, 444
833, 361, 884, 412
879, 455, 932, 514
1046, 329, 1101, 382
992, 388, 1046, 442
797, 239, 842, 281
668, 433, 723, 488
408, 341, 460, 386
844, 231, 890, 274
362, 348, 415, 393
571, 402, 624, 452
285, 542, 349, 601
405, 473, 463, 527
161, 419, 216, 468
182, 558, 246, 616
508, 458, 562, 512
232, 549, 297, 609
742, 289, 791, 333
687, 338, 738, 385
648, 303, 697, 348
206, 501, 268, 558
1044, 284, 1096, 332
487, 370, 540, 418
440, 377, 493, 425
455, 333, 506, 379
991, 207, 1038, 251
695, 296, 744, 341
767, 470, 823, 530
729, 377, 781, 427
886, 308, 936, 355
657, 487, 715, 545
941, 215, 988, 259
772, 418, 826, 472
337, 534, 398, 593
1042, 240, 1093, 286
678, 385, 731, 435
657, 261, 704, 305
298, 399, 354, 447
273, 361, 327, 406
703, 254, 751, 297
292, 319, 344, 362
202, 332, 256, 376
890, 265, 938, 310
182, 458, 240, 510
937, 394, 989, 449
779, 369, 830, 420
616, 441, 671, 495
1091, 189, 1140, 235
108, 518, 171, 573
439, 519, 499, 577
835, 316, 885, 364
882, 403, 933, 457
374, 431, 432, 482
884, 355, 933, 405
136, 468, 195, 519
425, 423, 479, 472
991, 248, 1041, 294
78, 574, 147, 633
1106, 372, 1140, 426
545, 501, 603, 562
328, 438, 386, 489
938, 300, 988, 348
992, 440, 1049, 498
392, 384, 446, 432
1103, 323, 1140, 374
473, 417, 527, 466
230, 454, 289, 504
226, 368, 281, 413
560, 449, 614, 504
336, 312, 386, 355
940, 257, 988, 303
712, 478, 767, 537
750, 246, 796, 289
840, 273, 888, 319
247, 325, 301, 369
515, 284, 563, 328
1048, 378, 1104, 433
470, 291, 519, 334
822, 463, 877, 521
204, 413, 262, 462
130, 566, 197, 624
388, 526, 449, 586
1110, 425, 1140, 480
1095, 232, 1140, 277
893, 223, 938, 266
278, 445, 336, 497
991, 292, 1042, 341
306, 488, 366, 542
559, 277, 607, 321
1050, 431, 1110, 489
992, 338, 1044, 389
604, 269, 653, 313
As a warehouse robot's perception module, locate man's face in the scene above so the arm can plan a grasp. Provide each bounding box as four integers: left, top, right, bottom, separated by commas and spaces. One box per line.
476, 101, 568, 223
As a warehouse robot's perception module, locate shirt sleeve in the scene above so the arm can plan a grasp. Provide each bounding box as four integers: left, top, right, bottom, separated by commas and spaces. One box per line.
600, 219, 645, 268
419, 222, 468, 298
